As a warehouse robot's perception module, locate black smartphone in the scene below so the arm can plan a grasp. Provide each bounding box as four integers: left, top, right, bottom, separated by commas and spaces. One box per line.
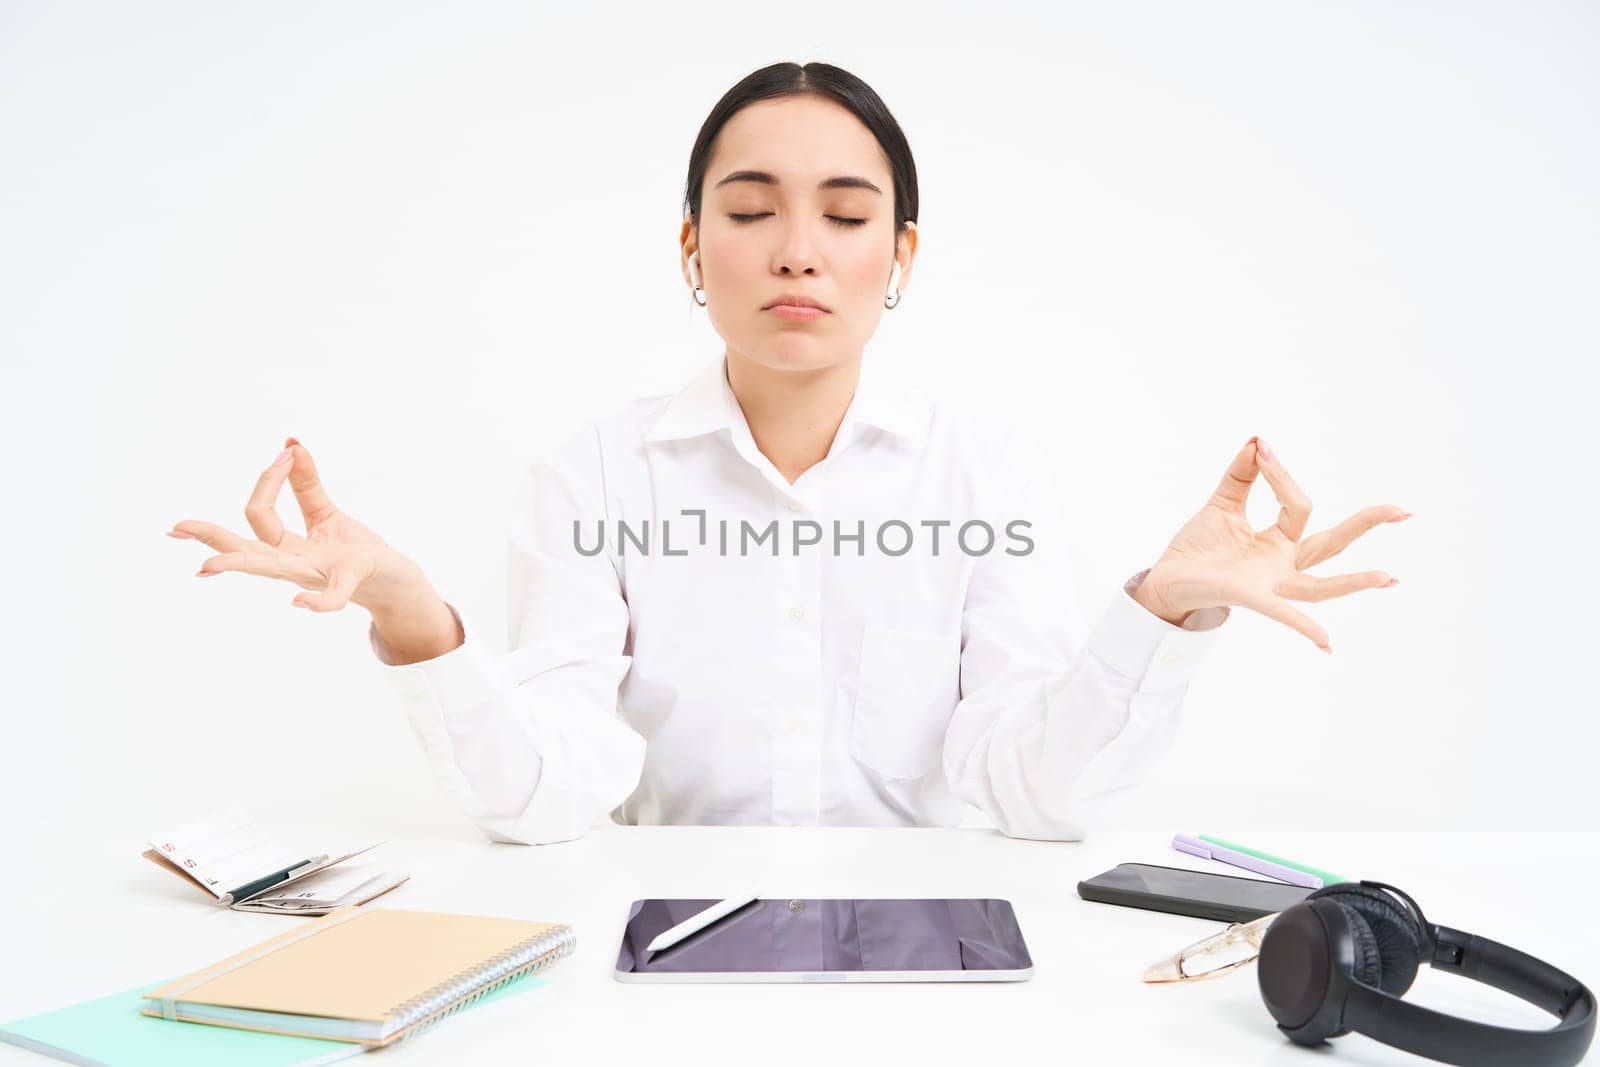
1077, 862, 1312, 923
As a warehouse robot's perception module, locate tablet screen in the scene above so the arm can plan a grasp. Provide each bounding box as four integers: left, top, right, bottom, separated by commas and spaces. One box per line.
615, 898, 1031, 976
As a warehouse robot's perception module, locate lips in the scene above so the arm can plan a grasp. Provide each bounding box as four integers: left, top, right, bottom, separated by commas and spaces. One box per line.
766, 303, 827, 322
762, 294, 829, 312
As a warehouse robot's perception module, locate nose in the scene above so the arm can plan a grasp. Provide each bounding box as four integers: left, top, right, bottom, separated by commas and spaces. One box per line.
773, 216, 820, 276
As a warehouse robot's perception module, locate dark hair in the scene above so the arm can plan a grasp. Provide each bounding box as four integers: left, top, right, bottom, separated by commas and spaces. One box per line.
682, 62, 919, 237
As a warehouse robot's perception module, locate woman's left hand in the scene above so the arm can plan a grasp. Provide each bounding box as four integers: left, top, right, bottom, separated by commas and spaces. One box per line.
1131, 436, 1410, 652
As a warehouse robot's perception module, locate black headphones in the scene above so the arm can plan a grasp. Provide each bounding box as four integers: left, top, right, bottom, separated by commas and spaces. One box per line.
1256, 880, 1595, 1065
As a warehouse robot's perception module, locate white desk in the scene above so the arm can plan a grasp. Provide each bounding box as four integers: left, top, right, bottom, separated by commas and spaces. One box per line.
2, 823, 1595, 1066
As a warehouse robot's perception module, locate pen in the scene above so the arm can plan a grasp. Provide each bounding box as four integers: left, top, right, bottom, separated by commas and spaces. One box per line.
1173, 834, 1322, 888
1196, 834, 1346, 888
646, 893, 761, 955
219, 855, 328, 907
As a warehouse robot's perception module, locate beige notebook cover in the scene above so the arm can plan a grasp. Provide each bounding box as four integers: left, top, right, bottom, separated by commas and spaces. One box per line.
139, 906, 574, 1045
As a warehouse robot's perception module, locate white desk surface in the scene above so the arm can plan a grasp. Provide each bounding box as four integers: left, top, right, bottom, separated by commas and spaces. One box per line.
2, 823, 1595, 1066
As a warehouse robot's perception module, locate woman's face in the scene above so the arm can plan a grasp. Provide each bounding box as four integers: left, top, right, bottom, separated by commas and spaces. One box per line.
681, 94, 916, 375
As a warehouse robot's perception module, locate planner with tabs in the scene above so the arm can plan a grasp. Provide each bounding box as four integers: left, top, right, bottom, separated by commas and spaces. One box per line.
140, 907, 577, 1047
142, 806, 407, 914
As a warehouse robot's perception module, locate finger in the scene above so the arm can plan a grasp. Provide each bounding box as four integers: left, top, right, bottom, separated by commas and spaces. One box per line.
169, 519, 252, 553
284, 440, 338, 527
292, 568, 359, 613
1224, 577, 1331, 653
245, 448, 306, 549
1279, 570, 1397, 603
1207, 438, 1261, 514
1296, 505, 1412, 570
1254, 438, 1312, 541
196, 550, 320, 585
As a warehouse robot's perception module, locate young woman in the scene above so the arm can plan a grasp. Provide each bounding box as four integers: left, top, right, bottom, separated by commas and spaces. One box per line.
169, 62, 1408, 845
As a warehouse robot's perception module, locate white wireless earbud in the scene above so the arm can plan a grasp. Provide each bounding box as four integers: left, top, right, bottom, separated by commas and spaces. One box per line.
687, 252, 707, 307
884, 260, 904, 308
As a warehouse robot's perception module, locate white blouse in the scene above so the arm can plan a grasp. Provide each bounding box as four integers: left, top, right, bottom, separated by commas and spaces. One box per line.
371, 355, 1230, 844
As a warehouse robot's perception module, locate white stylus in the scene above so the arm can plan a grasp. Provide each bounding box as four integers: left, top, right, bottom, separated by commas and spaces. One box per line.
646, 893, 762, 954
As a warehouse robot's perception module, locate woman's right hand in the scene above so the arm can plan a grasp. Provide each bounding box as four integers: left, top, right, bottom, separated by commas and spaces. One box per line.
169, 437, 434, 619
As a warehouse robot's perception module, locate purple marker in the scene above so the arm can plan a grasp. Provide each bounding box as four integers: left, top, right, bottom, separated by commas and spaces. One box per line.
1171, 833, 1323, 889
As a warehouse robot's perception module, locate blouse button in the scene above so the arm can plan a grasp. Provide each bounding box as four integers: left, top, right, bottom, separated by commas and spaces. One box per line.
786, 498, 802, 511
789, 605, 806, 622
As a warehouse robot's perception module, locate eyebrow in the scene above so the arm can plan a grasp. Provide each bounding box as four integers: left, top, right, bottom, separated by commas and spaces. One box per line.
711, 170, 883, 195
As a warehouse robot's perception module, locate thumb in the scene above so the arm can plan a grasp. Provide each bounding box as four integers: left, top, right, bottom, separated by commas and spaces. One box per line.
292, 569, 359, 613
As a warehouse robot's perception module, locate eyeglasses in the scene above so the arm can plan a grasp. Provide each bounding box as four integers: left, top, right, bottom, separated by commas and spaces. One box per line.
1142, 912, 1279, 983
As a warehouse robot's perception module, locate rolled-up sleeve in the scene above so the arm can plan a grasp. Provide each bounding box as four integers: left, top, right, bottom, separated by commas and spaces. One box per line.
942, 430, 1229, 841
371, 429, 644, 844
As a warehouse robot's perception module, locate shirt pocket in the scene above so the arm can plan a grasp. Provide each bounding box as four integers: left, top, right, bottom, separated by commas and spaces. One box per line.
849, 623, 961, 780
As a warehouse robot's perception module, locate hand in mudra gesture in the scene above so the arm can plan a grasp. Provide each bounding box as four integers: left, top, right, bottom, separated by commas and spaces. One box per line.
168, 437, 427, 614
1132, 436, 1410, 653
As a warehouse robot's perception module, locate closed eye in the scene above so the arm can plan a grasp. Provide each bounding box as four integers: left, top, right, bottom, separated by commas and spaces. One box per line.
728, 213, 868, 228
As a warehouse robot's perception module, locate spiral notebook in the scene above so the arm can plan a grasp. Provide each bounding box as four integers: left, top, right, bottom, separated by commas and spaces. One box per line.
138, 907, 576, 1047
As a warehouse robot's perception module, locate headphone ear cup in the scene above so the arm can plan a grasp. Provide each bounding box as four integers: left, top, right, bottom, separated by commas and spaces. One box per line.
1308, 884, 1424, 996
1342, 903, 1383, 988
1258, 902, 1340, 1041
1326, 901, 1382, 1038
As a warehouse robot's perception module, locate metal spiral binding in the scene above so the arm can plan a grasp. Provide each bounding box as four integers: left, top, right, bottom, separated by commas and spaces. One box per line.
385, 924, 576, 1043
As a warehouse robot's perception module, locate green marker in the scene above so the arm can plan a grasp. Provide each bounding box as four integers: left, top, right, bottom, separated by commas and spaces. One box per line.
1198, 835, 1347, 887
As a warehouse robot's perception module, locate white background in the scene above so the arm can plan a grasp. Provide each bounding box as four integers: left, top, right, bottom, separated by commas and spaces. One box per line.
2, 1, 1596, 836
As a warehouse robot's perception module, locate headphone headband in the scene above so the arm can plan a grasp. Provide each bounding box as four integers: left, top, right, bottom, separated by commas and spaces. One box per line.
1342, 925, 1596, 1066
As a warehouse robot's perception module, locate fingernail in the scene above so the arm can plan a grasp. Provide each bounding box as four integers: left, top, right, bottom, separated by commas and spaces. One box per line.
1257, 437, 1276, 464
1320, 643, 1332, 654
293, 600, 311, 609
194, 568, 218, 578
167, 530, 195, 539
1384, 577, 1400, 587
274, 448, 292, 466
1387, 512, 1414, 523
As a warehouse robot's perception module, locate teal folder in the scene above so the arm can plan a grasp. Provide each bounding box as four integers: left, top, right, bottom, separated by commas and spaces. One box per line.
0, 973, 545, 1067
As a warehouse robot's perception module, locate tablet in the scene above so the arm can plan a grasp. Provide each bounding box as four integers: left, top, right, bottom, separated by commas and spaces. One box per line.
614, 897, 1033, 983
